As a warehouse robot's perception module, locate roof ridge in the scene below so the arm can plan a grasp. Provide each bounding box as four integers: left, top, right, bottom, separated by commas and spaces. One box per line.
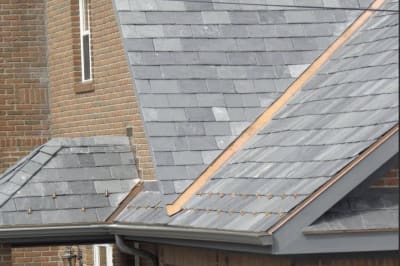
165, 0, 387, 216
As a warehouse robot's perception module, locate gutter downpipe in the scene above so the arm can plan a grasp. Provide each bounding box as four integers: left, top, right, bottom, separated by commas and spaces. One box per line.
115, 235, 158, 266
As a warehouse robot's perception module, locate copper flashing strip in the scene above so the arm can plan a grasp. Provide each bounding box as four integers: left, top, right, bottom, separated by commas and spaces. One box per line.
268, 124, 399, 234
106, 182, 144, 222
303, 227, 399, 235
165, 0, 386, 216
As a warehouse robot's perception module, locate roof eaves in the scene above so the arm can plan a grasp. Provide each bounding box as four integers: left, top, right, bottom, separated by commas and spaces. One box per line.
0, 223, 273, 253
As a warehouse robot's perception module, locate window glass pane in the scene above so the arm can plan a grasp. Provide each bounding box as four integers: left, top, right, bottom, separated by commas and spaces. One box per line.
83, 34, 91, 80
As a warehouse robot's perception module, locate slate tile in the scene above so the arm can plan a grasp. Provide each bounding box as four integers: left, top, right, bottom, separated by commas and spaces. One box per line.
156, 166, 189, 180
55, 195, 83, 209
94, 180, 122, 194
9, 171, 31, 186
69, 181, 96, 194
94, 153, 123, 166
96, 207, 115, 221
146, 75, 183, 93
0, 182, 21, 196
202, 11, 231, 24
173, 180, 193, 193
1, 211, 43, 226
212, 107, 230, 121
81, 194, 110, 208
167, 94, 198, 107
175, 122, 205, 136
204, 122, 232, 136
31, 152, 52, 165
172, 151, 203, 165
41, 209, 98, 224
206, 80, 235, 93
153, 38, 182, 51
110, 165, 138, 179
78, 154, 96, 167
20, 161, 42, 175
179, 80, 208, 93
229, 11, 259, 24
109, 192, 129, 207
120, 152, 135, 165
146, 123, 177, 137
119, 11, 147, 24
186, 108, 216, 122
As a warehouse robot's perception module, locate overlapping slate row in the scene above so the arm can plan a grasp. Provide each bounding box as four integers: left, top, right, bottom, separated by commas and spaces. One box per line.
0, 136, 139, 226
305, 187, 399, 232
178, 1, 399, 230
117, 1, 399, 232
114, 0, 372, 202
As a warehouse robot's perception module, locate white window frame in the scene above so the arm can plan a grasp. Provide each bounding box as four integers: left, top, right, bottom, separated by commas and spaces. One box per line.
93, 244, 113, 266
79, 0, 92, 82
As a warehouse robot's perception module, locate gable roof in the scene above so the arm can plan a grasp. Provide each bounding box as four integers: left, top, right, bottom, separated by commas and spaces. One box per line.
113, 0, 375, 203
114, 0, 399, 250
0, 137, 139, 227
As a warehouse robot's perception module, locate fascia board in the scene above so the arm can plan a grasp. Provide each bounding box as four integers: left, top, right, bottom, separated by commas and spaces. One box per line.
109, 224, 272, 246
271, 131, 399, 254
275, 231, 399, 255
0, 223, 272, 253
0, 224, 112, 245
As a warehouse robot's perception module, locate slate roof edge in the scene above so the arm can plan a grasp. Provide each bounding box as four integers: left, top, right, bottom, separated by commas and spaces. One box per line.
0, 224, 112, 245
164, 0, 387, 216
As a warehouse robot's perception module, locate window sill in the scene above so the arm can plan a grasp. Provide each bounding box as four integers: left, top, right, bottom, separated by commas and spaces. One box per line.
74, 81, 94, 94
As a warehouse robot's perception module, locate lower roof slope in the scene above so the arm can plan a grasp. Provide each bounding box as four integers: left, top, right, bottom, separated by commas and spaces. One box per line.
116, 0, 399, 233
0, 136, 139, 226
113, 0, 373, 203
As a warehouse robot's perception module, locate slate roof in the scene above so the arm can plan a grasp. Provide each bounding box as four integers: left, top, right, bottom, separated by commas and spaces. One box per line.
116, 0, 399, 233
304, 187, 399, 233
0, 137, 139, 226
113, 0, 375, 202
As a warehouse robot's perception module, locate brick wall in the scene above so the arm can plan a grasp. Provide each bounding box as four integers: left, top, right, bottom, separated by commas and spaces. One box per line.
0, 0, 50, 173
373, 163, 399, 188
46, 0, 155, 180
152, 244, 400, 266
10, 245, 102, 266
0, 244, 12, 266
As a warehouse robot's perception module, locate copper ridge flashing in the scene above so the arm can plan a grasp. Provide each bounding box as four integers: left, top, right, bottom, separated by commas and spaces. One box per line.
165, 0, 387, 216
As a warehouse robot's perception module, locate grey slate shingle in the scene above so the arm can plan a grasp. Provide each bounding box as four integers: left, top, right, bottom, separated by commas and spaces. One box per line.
0, 136, 139, 226
114, 0, 369, 201
116, 1, 398, 233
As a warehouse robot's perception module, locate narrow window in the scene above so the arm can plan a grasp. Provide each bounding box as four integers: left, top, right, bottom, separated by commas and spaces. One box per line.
79, 0, 92, 81
94, 244, 113, 266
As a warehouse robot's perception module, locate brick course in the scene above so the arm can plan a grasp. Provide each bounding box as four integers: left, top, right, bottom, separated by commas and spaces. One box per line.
373, 163, 399, 187
0, 0, 50, 173
46, 0, 155, 180
154, 244, 400, 266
